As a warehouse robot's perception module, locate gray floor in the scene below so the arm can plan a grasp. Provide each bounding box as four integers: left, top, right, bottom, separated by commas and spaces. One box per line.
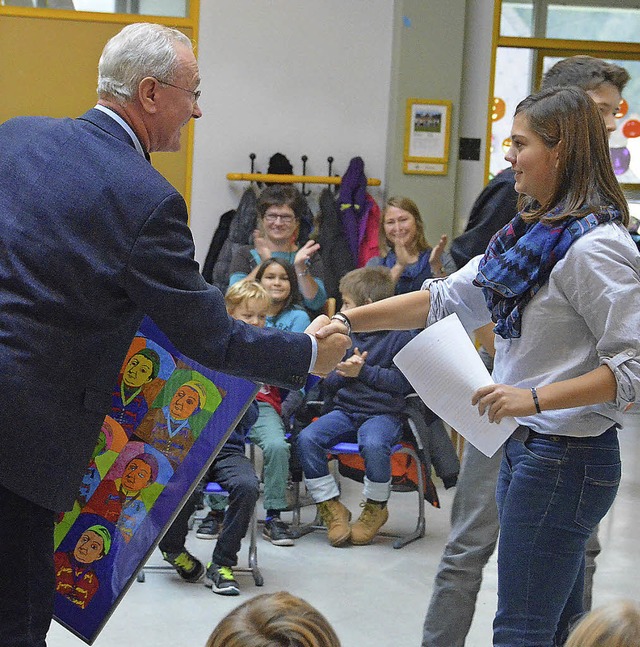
49, 418, 640, 647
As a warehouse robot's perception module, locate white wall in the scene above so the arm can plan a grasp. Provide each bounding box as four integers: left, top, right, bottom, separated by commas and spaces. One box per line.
190, 1, 394, 265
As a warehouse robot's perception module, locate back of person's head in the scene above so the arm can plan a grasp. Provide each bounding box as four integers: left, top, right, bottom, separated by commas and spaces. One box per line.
97, 22, 192, 104
514, 86, 629, 225
339, 267, 395, 306
379, 196, 429, 255
541, 55, 630, 94
257, 185, 306, 222
206, 591, 341, 647
224, 280, 270, 314
564, 600, 640, 647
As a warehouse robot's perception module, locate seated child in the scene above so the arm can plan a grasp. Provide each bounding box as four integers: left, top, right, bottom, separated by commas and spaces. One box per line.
255, 258, 311, 332
198, 279, 295, 552
202, 281, 269, 595
297, 267, 414, 546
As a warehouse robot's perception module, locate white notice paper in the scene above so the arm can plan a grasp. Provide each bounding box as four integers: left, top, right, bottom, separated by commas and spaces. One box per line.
394, 314, 517, 457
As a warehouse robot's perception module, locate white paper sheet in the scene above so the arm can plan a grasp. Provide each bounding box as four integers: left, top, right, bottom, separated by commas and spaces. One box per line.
394, 314, 517, 457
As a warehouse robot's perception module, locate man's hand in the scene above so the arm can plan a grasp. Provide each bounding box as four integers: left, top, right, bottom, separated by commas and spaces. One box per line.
306, 315, 351, 377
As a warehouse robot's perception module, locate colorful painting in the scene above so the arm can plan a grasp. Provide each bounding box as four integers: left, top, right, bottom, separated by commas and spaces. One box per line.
52, 317, 257, 644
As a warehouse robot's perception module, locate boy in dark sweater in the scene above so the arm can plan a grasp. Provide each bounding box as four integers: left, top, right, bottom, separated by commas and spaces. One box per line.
297, 267, 414, 546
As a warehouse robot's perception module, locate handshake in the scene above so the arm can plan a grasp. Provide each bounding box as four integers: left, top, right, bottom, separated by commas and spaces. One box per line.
305, 315, 352, 378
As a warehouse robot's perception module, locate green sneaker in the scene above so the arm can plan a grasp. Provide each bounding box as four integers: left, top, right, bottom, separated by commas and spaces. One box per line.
161, 549, 204, 582
204, 562, 240, 596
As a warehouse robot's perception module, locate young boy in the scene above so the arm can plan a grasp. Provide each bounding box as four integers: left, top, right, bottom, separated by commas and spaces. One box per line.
202, 280, 268, 595
297, 267, 414, 546
197, 280, 296, 548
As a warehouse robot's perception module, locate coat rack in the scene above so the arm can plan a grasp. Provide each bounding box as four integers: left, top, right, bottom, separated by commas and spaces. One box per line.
227, 154, 381, 188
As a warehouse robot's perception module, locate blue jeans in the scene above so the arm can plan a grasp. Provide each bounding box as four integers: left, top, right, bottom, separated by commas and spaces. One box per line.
297, 409, 402, 484
0, 483, 56, 647
494, 426, 620, 647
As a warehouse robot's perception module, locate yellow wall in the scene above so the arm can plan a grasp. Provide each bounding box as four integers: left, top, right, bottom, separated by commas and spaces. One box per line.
0, 14, 191, 197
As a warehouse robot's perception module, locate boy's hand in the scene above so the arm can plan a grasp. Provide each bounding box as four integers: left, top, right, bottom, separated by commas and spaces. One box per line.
336, 347, 368, 378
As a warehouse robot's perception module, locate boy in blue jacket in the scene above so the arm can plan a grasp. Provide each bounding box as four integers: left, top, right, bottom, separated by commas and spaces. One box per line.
297, 267, 414, 546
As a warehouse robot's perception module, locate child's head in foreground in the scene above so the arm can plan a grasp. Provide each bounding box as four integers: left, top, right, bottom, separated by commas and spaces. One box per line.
564, 599, 640, 647
205, 591, 341, 647
339, 266, 395, 311
225, 281, 270, 328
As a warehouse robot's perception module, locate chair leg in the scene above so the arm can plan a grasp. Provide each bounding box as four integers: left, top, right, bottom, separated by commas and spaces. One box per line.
392, 445, 427, 549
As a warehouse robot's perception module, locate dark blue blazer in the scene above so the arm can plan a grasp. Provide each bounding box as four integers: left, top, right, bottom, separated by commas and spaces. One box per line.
0, 109, 311, 511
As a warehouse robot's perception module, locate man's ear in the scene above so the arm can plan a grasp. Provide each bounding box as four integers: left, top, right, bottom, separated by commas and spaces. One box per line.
138, 77, 159, 114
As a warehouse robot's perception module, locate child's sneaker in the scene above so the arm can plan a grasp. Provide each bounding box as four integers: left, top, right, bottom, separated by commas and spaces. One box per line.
204, 562, 240, 596
161, 549, 204, 582
350, 501, 389, 545
262, 517, 294, 546
196, 511, 223, 539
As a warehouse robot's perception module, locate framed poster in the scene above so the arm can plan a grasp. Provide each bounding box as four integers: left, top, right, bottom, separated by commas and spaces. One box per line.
52, 316, 258, 644
403, 98, 452, 175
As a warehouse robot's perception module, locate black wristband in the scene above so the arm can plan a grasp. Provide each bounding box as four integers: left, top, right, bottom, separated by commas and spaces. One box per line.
531, 387, 541, 414
331, 312, 352, 336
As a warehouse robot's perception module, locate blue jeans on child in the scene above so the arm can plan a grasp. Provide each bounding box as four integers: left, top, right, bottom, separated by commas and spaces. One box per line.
297, 410, 402, 503
494, 425, 620, 647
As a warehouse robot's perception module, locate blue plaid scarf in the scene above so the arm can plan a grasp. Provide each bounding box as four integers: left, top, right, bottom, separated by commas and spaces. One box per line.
473, 205, 621, 339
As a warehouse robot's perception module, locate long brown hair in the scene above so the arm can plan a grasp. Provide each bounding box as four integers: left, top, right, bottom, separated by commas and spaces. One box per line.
378, 196, 430, 257
514, 86, 628, 225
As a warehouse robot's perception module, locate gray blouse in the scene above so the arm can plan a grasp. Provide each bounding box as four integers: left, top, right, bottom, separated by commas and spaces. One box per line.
424, 221, 640, 437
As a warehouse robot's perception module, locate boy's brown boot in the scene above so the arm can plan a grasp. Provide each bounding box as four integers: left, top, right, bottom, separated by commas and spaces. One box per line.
316, 499, 351, 547
350, 501, 389, 545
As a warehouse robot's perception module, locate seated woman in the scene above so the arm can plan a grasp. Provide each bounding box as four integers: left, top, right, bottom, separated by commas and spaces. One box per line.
367, 196, 434, 295
228, 185, 327, 313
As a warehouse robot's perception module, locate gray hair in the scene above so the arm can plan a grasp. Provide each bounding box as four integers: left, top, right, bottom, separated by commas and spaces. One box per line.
97, 22, 192, 104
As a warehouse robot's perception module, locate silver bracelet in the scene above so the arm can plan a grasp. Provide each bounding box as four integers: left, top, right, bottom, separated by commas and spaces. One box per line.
331, 312, 352, 335
531, 387, 542, 413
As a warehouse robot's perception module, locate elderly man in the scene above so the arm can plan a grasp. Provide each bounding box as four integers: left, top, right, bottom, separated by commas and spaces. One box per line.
0, 23, 349, 647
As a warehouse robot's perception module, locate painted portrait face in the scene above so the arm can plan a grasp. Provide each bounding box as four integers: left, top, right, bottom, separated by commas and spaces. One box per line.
169, 385, 200, 420
121, 458, 154, 491
123, 353, 155, 389
73, 530, 105, 564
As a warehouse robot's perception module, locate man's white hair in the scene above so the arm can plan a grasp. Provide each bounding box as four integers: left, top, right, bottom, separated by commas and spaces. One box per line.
97, 23, 192, 104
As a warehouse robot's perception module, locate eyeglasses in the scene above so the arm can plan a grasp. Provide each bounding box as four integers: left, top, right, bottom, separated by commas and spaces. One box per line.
156, 78, 201, 104
263, 213, 295, 224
